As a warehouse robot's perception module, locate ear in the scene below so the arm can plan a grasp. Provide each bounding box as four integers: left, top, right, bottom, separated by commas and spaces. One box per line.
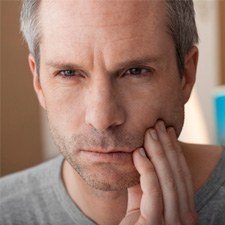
181, 46, 199, 104
28, 54, 46, 110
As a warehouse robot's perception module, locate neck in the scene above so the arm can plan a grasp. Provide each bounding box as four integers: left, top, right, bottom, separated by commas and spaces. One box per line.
180, 142, 223, 192
62, 160, 127, 225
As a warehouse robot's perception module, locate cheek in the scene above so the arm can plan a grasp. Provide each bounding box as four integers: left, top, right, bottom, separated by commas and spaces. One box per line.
156, 88, 185, 134
126, 84, 184, 133
129, 99, 159, 129
43, 86, 85, 133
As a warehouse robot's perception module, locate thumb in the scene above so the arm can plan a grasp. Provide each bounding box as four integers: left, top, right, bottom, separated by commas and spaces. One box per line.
126, 184, 142, 214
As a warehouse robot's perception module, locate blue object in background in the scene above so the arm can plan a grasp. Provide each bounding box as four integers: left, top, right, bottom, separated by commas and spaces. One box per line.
214, 86, 225, 145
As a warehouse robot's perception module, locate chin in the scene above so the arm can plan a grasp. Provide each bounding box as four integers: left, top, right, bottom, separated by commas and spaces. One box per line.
74, 161, 140, 191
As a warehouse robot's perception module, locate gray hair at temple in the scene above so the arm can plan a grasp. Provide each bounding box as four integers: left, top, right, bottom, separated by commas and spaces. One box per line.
20, 0, 199, 75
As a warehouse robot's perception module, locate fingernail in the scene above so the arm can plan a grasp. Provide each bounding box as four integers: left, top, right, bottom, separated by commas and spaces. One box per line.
168, 127, 177, 138
158, 121, 166, 132
139, 148, 147, 157
150, 129, 158, 141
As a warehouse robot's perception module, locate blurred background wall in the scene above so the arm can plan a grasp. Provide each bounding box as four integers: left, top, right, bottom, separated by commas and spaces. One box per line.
0, 0, 225, 176
1, 1, 43, 175
180, 0, 225, 143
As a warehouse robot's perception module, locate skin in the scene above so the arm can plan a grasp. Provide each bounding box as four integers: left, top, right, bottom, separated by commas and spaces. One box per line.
28, 0, 223, 224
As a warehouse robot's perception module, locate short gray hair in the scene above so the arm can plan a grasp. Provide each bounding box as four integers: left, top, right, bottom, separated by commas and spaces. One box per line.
165, 0, 199, 74
20, 0, 41, 73
20, 0, 198, 75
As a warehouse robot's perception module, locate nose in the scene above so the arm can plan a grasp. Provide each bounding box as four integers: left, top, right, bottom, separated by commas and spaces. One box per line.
85, 78, 125, 130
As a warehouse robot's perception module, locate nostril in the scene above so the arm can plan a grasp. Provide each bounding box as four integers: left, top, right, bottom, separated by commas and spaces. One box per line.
85, 103, 125, 130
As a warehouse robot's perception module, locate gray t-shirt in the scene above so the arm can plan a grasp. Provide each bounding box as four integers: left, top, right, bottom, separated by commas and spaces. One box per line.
0, 149, 225, 225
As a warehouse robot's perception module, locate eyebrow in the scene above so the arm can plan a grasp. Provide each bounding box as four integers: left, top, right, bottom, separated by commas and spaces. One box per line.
45, 56, 162, 72
112, 56, 161, 71
46, 61, 83, 70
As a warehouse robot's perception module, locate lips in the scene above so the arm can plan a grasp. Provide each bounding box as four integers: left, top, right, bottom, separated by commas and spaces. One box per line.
80, 149, 133, 163
84, 148, 133, 154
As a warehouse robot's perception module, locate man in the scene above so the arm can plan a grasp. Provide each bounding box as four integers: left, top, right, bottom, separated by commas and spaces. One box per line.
0, 0, 224, 224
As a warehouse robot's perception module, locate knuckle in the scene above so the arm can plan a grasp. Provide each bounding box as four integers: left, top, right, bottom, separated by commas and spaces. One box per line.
141, 163, 155, 175
153, 148, 166, 161
149, 186, 162, 198
165, 140, 174, 151
176, 168, 186, 182
165, 176, 176, 190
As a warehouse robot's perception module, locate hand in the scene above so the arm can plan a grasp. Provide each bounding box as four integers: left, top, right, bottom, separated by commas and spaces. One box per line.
120, 121, 197, 225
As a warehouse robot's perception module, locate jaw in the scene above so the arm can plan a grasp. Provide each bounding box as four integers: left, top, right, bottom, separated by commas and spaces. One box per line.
64, 151, 140, 192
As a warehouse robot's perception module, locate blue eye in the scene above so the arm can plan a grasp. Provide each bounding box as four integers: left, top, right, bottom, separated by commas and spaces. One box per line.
58, 70, 83, 79
60, 70, 77, 76
125, 67, 150, 76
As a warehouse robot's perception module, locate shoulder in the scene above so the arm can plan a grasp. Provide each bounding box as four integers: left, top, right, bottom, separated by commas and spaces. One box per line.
0, 155, 63, 194
0, 155, 64, 224
181, 144, 225, 224
197, 169, 225, 225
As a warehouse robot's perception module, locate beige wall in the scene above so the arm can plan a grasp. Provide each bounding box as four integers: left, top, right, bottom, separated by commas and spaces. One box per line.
0, 1, 43, 176
180, 1, 221, 144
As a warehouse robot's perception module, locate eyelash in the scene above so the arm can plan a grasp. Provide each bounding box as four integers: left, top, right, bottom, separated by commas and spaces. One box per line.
58, 70, 83, 79
124, 67, 152, 77
57, 67, 153, 79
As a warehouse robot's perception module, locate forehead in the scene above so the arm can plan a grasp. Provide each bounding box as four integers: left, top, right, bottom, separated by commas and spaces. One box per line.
40, 0, 166, 22
39, 0, 172, 69
39, 0, 167, 40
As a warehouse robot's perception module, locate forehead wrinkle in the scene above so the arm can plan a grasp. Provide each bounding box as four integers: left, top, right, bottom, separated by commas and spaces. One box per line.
40, 0, 156, 30
40, 0, 167, 44
72, 0, 150, 28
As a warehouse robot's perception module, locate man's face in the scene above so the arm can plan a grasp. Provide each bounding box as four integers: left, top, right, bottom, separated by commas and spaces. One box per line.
32, 0, 193, 191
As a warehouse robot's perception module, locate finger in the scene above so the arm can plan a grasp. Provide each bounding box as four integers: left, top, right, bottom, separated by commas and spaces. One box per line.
120, 184, 141, 225
155, 121, 191, 224
126, 184, 142, 214
133, 148, 163, 224
156, 121, 197, 224
168, 128, 196, 212
144, 128, 180, 224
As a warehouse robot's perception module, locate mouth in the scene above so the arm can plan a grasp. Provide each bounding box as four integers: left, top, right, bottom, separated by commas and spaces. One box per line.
80, 149, 134, 163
